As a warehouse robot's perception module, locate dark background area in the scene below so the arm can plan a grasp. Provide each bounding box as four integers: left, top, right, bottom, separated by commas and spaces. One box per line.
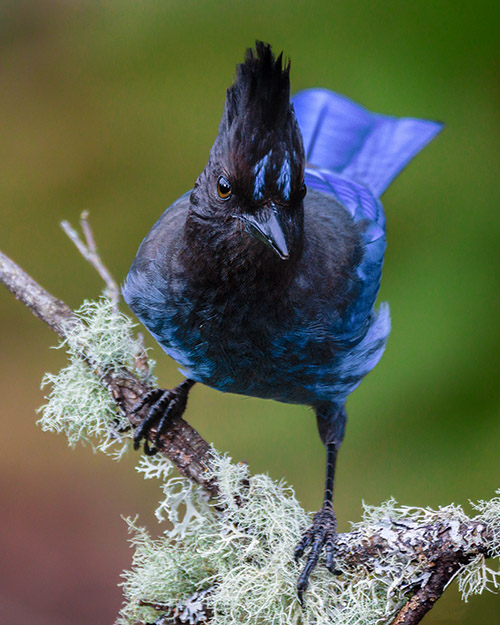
1, 1, 499, 623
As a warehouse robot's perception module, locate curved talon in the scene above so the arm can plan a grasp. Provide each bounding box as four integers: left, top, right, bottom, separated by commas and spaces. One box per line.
325, 538, 342, 575
133, 396, 164, 450
294, 528, 313, 561
131, 380, 195, 455
133, 418, 152, 450
143, 438, 158, 456
132, 388, 164, 414
154, 397, 179, 446
295, 505, 340, 601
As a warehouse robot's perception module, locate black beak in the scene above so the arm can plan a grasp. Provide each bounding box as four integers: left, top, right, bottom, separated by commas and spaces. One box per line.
235, 205, 290, 260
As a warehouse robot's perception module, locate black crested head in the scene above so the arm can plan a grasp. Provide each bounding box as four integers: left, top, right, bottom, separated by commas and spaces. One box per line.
192, 41, 306, 214
188, 42, 306, 273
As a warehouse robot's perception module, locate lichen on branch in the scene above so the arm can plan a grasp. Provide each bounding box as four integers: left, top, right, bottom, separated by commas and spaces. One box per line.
120, 454, 500, 625
38, 297, 155, 457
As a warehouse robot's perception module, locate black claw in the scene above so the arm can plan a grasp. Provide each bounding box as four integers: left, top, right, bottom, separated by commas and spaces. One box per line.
143, 438, 158, 456
132, 388, 163, 414
133, 401, 161, 449
297, 589, 304, 607
295, 505, 339, 600
154, 399, 178, 445
131, 381, 194, 455
294, 529, 312, 561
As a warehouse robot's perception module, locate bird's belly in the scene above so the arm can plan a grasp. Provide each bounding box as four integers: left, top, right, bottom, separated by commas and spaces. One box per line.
166, 334, 327, 405
159, 316, 344, 405
155, 299, 390, 407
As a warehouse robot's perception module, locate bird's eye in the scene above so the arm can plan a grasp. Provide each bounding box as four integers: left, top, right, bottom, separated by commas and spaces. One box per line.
299, 182, 307, 200
217, 176, 232, 200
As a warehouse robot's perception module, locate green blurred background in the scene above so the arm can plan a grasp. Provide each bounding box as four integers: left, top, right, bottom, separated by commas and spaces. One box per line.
1, 1, 499, 623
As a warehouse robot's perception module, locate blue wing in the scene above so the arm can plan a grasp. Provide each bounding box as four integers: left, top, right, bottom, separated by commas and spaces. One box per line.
292, 88, 443, 197
305, 168, 387, 336
293, 88, 442, 336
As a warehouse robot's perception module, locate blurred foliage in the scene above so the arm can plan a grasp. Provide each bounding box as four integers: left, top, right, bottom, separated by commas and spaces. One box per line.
0, 1, 499, 623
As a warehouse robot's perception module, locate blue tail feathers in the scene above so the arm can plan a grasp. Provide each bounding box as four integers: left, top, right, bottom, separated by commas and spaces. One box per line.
292, 88, 443, 198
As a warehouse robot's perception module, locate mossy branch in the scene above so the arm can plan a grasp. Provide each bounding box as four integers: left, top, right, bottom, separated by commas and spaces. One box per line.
1, 222, 499, 625
0, 247, 217, 494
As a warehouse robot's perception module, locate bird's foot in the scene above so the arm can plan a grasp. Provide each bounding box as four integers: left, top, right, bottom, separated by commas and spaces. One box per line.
132, 379, 194, 455
295, 504, 341, 603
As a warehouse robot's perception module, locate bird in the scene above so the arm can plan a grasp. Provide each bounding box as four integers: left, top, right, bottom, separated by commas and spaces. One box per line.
123, 41, 442, 599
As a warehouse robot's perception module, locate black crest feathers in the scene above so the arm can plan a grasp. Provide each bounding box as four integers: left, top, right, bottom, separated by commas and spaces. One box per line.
204, 42, 305, 202
224, 41, 291, 130
209, 41, 305, 192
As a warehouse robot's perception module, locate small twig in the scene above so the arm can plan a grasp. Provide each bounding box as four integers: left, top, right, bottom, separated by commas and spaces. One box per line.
80, 210, 98, 255
61, 211, 120, 312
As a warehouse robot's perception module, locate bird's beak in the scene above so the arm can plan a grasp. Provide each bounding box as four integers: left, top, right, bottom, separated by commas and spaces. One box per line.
235, 205, 290, 260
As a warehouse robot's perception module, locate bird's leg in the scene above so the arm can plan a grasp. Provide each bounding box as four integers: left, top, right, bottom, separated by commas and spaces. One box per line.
132, 379, 196, 455
295, 443, 340, 599
295, 405, 346, 602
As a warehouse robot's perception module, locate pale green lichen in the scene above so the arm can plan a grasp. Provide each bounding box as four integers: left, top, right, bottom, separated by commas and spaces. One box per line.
457, 492, 500, 601
117, 456, 500, 625
38, 297, 155, 457
137, 453, 212, 535
62, 298, 155, 376
473, 491, 500, 559
38, 356, 125, 454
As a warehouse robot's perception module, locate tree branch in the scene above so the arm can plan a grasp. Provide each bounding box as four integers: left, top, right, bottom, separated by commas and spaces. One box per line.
0, 248, 217, 495
0, 245, 497, 624
131, 517, 494, 625
0, 250, 75, 338
334, 517, 492, 625
390, 560, 461, 625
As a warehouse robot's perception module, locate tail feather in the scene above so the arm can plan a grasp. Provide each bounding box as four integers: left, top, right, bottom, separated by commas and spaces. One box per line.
293, 88, 443, 197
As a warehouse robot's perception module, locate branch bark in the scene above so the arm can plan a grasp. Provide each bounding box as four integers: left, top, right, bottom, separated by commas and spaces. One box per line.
0, 250, 75, 337
333, 518, 492, 625
0, 247, 497, 625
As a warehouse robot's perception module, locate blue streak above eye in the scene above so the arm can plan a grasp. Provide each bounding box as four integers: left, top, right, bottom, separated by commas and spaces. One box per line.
277, 155, 291, 200
253, 151, 272, 200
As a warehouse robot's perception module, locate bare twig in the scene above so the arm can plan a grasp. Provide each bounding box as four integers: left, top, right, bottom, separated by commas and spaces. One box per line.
80, 210, 98, 255
61, 212, 120, 311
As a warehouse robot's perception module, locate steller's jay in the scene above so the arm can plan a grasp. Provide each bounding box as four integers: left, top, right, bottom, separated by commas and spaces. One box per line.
123, 42, 442, 598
